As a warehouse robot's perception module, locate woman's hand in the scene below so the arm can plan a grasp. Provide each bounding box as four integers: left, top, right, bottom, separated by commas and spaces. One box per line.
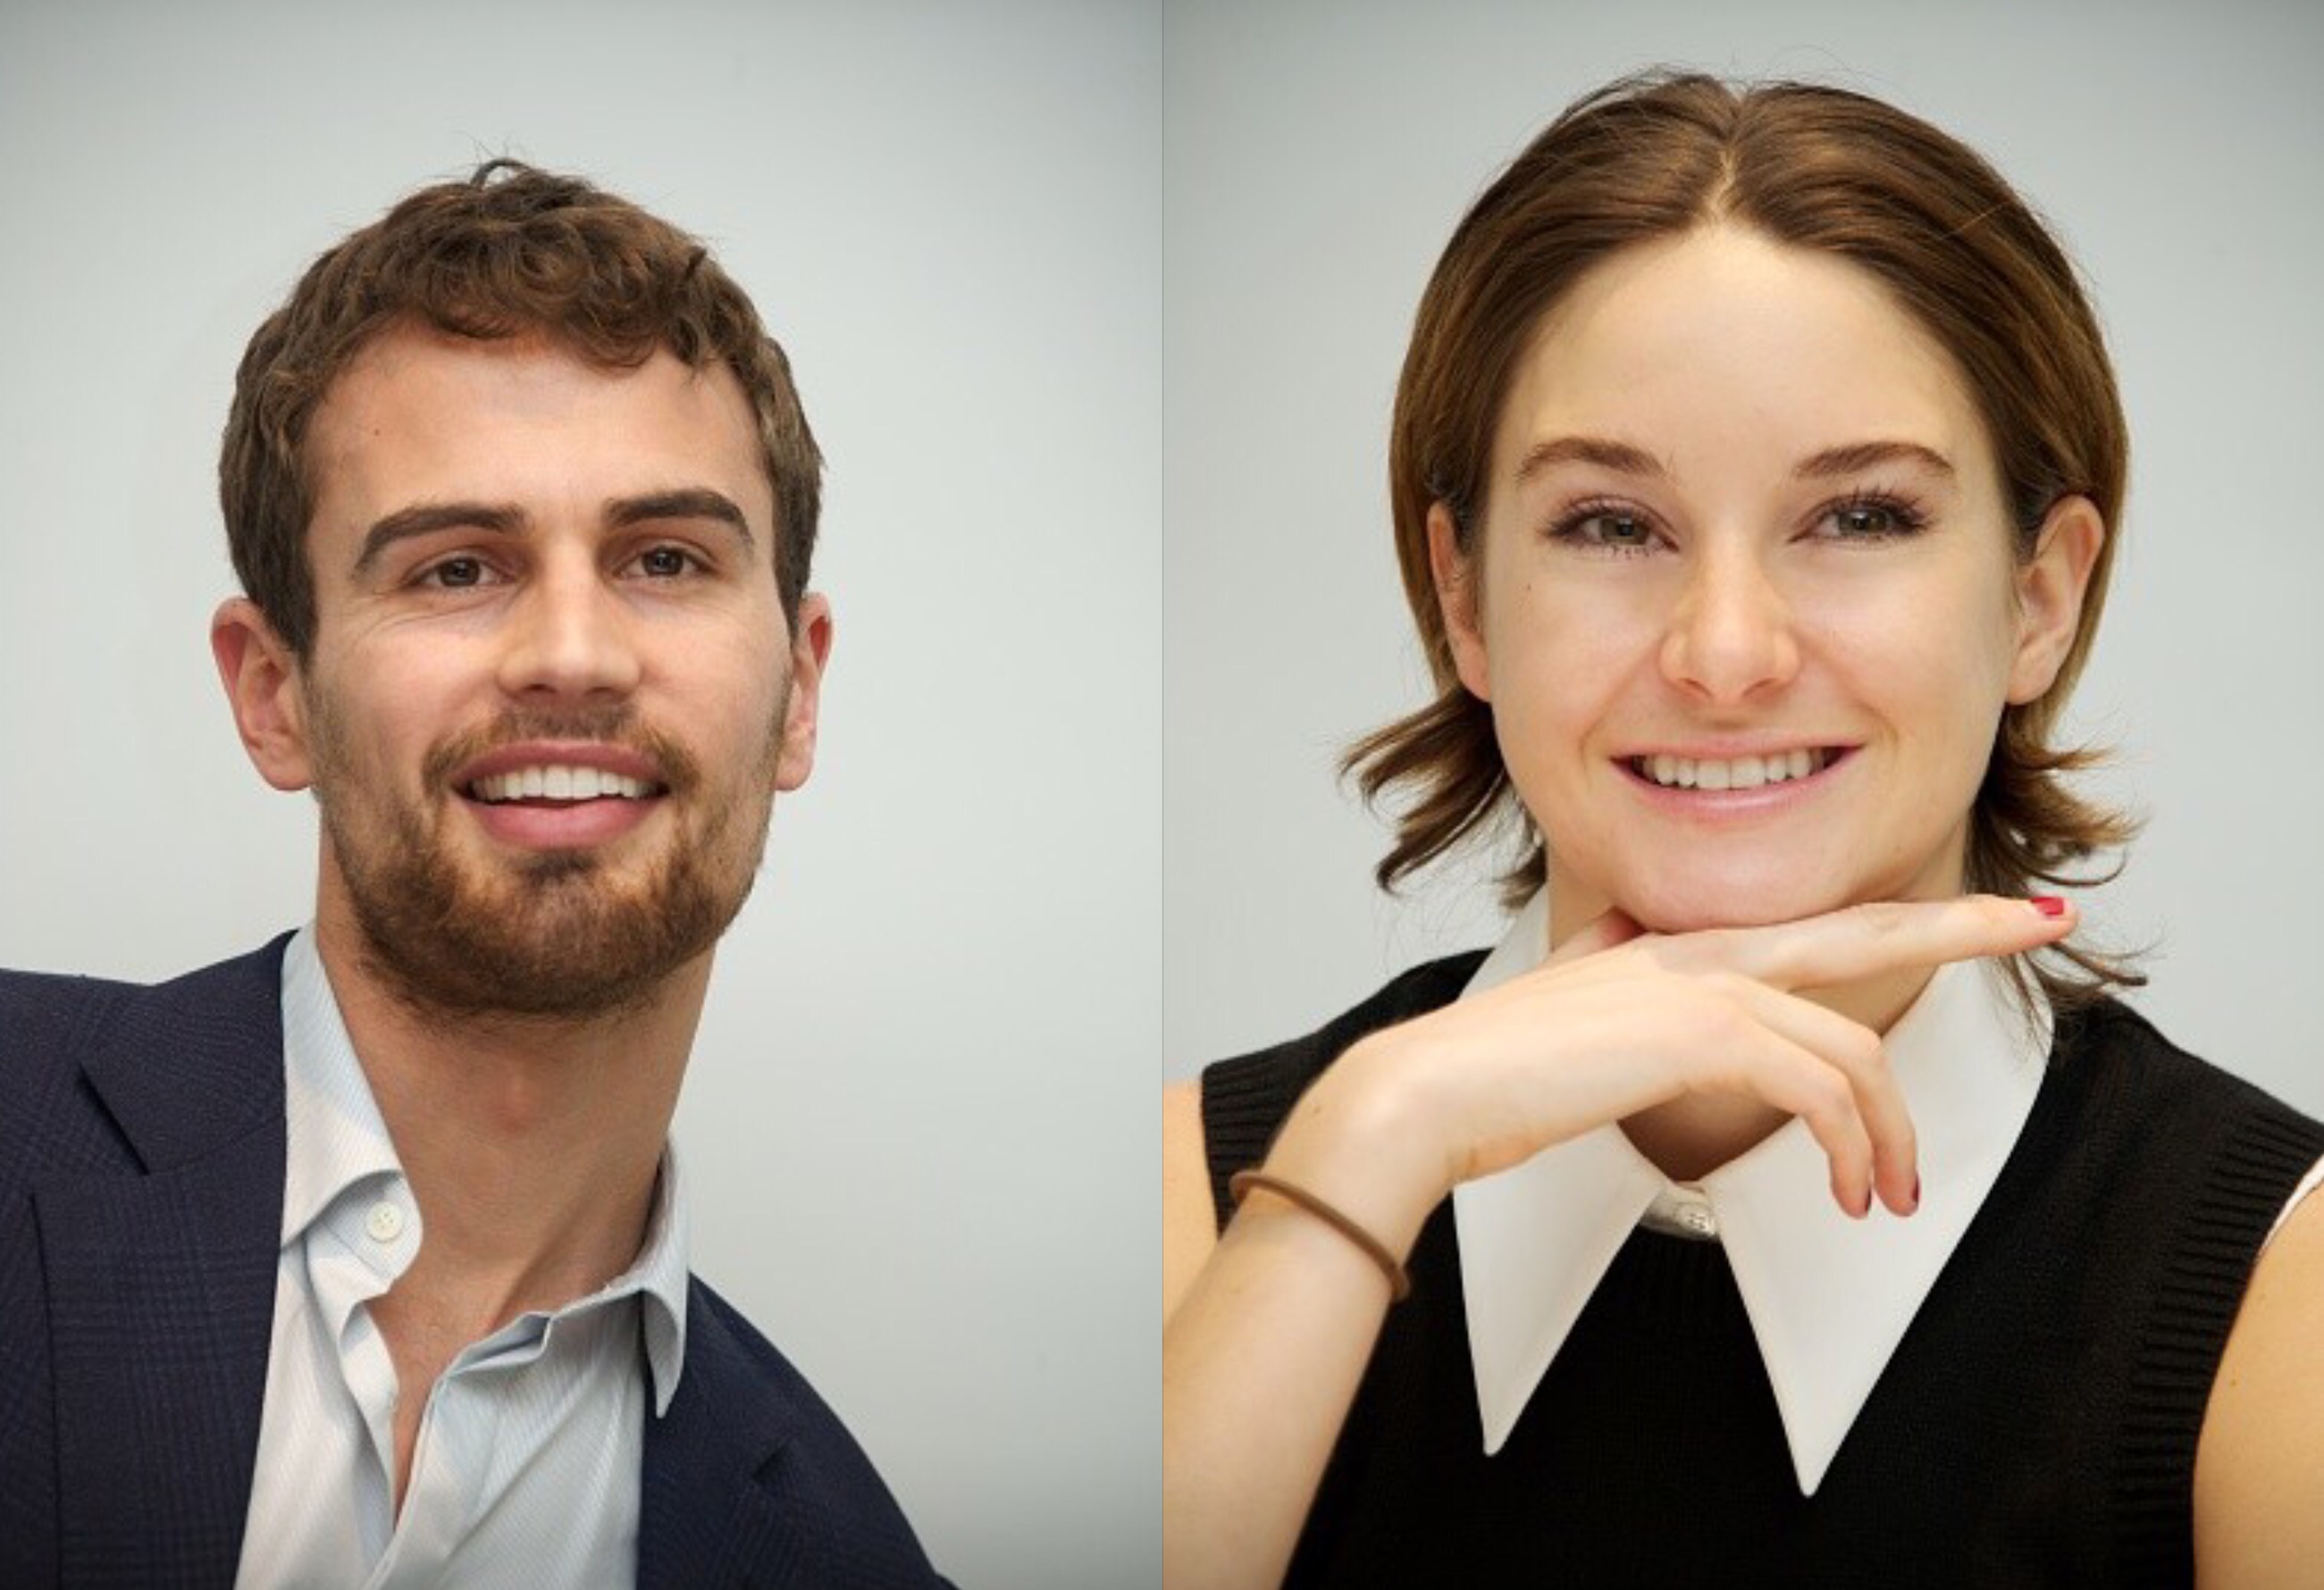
1258, 893, 2075, 1265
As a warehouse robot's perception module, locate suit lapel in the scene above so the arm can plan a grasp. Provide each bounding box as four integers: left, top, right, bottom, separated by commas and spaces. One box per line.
638, 1282, 795, 1590
36, 941, 289, 1588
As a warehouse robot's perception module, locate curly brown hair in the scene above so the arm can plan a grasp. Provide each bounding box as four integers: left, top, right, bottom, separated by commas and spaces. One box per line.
219, 159, 820, 657
1346, 71, 2141, 1009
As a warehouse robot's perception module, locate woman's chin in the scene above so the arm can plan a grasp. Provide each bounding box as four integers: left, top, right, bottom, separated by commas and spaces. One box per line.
1604, 878, 1861, 937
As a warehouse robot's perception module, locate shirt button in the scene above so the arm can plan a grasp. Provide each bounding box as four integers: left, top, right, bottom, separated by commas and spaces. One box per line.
365, 1201, 405, 1243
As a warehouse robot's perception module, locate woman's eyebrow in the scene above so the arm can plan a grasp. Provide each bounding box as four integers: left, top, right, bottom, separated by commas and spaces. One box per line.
1512, 436, 1958, 486
1513, 435, 1672, 483
1793, 439, 1956, 480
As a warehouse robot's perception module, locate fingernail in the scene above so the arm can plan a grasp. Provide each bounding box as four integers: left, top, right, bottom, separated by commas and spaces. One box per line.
2029, 896, 2067, 918
1909, 1174, 1921, 1214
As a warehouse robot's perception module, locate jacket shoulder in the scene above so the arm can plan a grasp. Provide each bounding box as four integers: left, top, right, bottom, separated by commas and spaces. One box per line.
0, 939, 294, 1191
642, 1276, 948, 1587
0, 967, 146, 1188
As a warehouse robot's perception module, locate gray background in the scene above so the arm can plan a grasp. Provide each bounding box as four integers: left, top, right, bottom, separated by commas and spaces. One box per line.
1162, 0, 2324, 1132
9, 0, 2324, 1581
0, 2, 1154, 1585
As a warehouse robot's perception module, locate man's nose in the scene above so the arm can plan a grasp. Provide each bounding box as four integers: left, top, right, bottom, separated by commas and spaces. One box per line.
1657, 544, 1801, 705
494, 556, 643, 702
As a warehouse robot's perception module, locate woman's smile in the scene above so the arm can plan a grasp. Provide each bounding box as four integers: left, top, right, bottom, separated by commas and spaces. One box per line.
1617, 742, 1856, 811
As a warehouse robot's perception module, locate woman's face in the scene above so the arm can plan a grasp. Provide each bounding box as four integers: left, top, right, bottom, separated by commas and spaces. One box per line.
1435, 224, 2100, 938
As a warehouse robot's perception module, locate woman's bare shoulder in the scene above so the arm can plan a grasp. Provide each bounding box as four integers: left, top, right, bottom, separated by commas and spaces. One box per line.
1162, 1080, 1220, 1323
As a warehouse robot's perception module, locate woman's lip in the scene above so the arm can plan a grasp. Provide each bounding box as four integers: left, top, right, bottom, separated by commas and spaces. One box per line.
1618, 746, 1858, 806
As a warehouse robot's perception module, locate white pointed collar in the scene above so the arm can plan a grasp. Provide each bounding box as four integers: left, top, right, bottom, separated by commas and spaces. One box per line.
1451, 890, 2051, 1494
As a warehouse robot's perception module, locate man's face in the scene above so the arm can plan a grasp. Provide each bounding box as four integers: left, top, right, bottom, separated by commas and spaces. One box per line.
255, 323, 824, 1019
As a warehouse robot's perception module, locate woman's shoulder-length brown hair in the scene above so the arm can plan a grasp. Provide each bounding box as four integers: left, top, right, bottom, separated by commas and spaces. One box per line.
1347, 69, 2140, 1011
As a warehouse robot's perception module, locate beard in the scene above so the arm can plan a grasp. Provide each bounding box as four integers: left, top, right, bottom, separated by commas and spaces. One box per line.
305, 691, 784, 1023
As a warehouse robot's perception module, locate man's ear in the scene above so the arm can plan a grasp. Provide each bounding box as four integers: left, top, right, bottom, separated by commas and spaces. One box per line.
211, 598, 315, 791
1428, 504, 1491, 701
773, 592, 834, 793
2007, 496, 2106, 705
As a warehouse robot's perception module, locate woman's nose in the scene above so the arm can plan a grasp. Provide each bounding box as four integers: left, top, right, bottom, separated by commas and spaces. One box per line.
1657, 547, 1801, 705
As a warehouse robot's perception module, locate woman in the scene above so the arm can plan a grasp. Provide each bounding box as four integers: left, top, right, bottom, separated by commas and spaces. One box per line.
1162, 72, 2324, 1588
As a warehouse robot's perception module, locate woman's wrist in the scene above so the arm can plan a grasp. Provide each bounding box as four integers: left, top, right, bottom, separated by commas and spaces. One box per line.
1258, 1027, 1457, 1263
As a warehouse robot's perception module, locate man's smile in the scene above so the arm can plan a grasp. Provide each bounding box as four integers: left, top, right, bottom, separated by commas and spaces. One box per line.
450, 741, 675, 849
467, 764, 663, 802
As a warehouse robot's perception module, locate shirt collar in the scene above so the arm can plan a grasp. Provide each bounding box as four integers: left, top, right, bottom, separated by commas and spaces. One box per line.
278, 923, 693, 1413
1450, 891, 2051, 1494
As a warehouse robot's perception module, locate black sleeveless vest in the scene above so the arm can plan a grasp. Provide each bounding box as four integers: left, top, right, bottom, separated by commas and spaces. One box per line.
1201, 957, 2324, 1587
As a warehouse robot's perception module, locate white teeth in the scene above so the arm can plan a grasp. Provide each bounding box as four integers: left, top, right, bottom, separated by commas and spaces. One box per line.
1636, 749, 1831, 791
468, 766, 658, 803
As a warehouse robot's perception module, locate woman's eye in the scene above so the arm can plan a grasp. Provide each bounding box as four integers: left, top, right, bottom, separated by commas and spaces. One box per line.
1819, 497, 1926, 540
1556, 511, 1657, 552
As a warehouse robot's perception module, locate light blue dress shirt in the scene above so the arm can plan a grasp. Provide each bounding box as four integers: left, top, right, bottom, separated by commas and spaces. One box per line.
233, 926, 692, 1589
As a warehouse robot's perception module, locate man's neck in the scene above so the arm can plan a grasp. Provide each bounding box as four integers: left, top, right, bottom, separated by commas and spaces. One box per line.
311, 907, 703, 1334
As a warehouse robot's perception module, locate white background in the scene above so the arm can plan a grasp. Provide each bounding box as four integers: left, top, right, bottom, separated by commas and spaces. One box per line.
1163, 0, 2324, 1130
0, 2, 1155, 1585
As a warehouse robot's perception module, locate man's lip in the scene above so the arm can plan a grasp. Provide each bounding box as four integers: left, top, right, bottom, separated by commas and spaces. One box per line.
452, 741, 668, 790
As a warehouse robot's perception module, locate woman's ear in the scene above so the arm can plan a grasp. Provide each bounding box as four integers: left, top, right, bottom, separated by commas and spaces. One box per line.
1428, 504, 1492, 701
2008, 496, 2106, 705
211, 598, 316, 791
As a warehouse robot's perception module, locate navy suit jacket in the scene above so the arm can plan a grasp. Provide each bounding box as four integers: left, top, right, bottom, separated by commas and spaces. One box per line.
0, 937, 949, 1589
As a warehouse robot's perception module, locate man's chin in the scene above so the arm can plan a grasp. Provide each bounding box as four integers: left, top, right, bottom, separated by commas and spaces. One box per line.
347, 861, 738, 1023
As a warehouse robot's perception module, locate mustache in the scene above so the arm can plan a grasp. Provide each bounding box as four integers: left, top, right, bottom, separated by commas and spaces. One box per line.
421, 707, 702, 795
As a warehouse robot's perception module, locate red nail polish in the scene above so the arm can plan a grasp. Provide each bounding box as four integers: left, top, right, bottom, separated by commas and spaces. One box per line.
2030, 896, 2067, 918
1910, 1174, 1921, 1213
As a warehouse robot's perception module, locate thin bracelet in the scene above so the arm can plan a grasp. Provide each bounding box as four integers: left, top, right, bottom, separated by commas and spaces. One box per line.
1229, 1169, 1413, 1303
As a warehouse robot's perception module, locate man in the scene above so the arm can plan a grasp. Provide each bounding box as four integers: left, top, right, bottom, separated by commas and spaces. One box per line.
0, 162, 947, 1587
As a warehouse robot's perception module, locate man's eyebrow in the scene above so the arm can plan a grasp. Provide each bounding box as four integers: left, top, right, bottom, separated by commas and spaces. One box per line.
353, 502, 525, 575
607, 489, 756, 549
1513, 435, 1673, 484
1793, 439, 1957, 480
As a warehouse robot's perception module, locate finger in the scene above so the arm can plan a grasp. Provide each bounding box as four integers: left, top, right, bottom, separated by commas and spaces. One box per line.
1727, 977, 1917, 1216
1695, 1017, 1879, 1218
1545, 907, 1647, 968
1707, 893, 2076, 994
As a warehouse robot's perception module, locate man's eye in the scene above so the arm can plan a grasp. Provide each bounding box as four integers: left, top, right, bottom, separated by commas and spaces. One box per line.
424, 556, 490, 588
636, 547, 697, 578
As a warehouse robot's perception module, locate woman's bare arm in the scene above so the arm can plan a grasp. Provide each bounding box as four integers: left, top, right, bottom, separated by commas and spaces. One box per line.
2194, 1186, 2324, 1587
